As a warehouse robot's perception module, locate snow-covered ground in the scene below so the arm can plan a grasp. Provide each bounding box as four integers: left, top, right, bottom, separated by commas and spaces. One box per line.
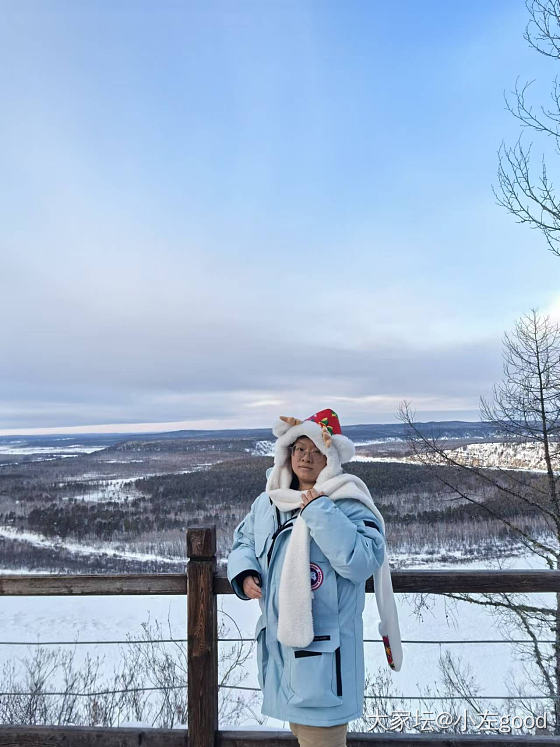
360, 440, 560, 473
0, 444, 105, 456
0, 435, 556, 732
443, 441, 560, 471
248, 436, 498, 460
0, 526, 180, 565
55, 464, 213, 503
0, 551, 553, 732
351, 455, 408, 463
249, 441, 275, 456
62, 477, 142, 503
250, 438, 411, 457
354, 438, 407, 446
103, 459, 145, 464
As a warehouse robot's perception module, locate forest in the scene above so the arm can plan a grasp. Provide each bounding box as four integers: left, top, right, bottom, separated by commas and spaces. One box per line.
0, 433, 550, 573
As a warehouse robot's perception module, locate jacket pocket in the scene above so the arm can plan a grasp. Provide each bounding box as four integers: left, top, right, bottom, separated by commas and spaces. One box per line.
254, 512, 275, 560
255, 615, 268, 691
285, 627, 343, 708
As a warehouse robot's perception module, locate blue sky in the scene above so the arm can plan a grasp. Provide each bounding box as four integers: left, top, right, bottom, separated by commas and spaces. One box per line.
1, 0, 559, 434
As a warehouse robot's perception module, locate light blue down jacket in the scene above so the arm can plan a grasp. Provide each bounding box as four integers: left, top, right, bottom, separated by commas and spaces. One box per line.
227, 488, 386, 726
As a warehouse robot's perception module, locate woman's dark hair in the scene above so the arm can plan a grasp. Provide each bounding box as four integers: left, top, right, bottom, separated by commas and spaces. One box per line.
288, 435, 326, 489
289, 439, 302, 489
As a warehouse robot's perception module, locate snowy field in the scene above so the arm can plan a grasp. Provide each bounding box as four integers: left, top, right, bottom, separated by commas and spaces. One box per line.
251, 438, 560, 476
54, 465, 212, 503
0, 551, 553, 731
0, 526, 181, 566
370, 440, 560, 473
249, 438, 411, 457
0, 433, 555, 732
0, 444, 105, 456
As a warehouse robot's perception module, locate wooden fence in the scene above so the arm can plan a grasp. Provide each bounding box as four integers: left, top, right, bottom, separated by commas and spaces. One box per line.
0, 526, 559, 746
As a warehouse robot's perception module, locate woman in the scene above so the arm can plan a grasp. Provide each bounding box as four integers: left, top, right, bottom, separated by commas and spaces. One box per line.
227, 409, 402, 747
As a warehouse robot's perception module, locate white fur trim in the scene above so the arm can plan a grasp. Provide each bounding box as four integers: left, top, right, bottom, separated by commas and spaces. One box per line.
266, 419, 344, 492
275, 419, 330, 452
269, 472, 402, 670
272, 418, 297, 438
332, 433, 355, 463
277, 516, 314, 646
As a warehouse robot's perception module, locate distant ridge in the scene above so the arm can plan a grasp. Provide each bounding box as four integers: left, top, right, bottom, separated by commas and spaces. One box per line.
0, 420, 502, 450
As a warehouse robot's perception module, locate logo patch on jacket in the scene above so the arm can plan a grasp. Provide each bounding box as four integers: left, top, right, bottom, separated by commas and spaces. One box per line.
310, 562, 323, 590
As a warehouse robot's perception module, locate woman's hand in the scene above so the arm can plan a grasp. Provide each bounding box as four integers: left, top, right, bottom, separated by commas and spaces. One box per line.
243, 575, 262, 599
300, 487, 325, 508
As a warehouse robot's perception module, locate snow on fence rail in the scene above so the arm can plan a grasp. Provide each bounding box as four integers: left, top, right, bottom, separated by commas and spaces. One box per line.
0, 527, 559, 746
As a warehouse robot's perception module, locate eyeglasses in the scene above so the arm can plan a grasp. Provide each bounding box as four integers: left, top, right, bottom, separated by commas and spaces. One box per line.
291, 445, 325, 461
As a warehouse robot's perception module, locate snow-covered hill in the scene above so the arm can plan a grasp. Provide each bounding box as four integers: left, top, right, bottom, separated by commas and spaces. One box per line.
428, 441, 559, 472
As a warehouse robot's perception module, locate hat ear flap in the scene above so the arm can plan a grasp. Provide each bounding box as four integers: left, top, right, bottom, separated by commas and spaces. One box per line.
272, 416, 303, 438
332, 434, 355, 463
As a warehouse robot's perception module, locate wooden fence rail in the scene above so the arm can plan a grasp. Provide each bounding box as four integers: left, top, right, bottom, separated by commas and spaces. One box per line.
0, 526, 558, 746
2, 568, 559, 596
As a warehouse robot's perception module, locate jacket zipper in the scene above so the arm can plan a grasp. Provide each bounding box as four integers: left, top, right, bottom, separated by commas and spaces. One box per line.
266, 519, 294, 566
266, 499, 298, 566
335, 647, 342, 696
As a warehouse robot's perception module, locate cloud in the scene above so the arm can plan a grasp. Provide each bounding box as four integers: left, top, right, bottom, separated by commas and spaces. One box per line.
3, 1, 543, 434
246, 399, 285, 408
0, 322, 501, 430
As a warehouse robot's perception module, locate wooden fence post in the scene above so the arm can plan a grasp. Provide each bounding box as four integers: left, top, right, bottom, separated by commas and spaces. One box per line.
187, 527, 218, 747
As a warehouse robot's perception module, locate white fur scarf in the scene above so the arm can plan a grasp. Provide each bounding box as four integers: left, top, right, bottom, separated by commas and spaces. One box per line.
268, 472, 385, 649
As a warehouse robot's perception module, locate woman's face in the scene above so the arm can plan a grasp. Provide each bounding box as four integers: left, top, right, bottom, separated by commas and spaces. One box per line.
290, 436, 327, 488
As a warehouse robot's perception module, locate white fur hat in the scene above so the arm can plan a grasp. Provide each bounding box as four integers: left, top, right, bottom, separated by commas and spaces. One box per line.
266, 408, 355, 491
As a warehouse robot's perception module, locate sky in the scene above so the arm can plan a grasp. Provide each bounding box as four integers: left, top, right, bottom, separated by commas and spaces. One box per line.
2, 0, 560, 435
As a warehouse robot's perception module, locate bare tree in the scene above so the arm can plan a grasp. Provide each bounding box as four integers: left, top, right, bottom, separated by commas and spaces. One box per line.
495, 0, 560, 257
481, 310, 560, 515
398, 309, 560, 734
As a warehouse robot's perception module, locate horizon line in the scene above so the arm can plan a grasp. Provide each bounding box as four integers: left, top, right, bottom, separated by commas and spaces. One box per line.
0, 416, 485, 438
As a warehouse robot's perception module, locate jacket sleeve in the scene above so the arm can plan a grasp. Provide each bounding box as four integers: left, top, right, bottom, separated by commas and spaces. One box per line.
227, 497, 262, 600
300, 495, 385, 583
